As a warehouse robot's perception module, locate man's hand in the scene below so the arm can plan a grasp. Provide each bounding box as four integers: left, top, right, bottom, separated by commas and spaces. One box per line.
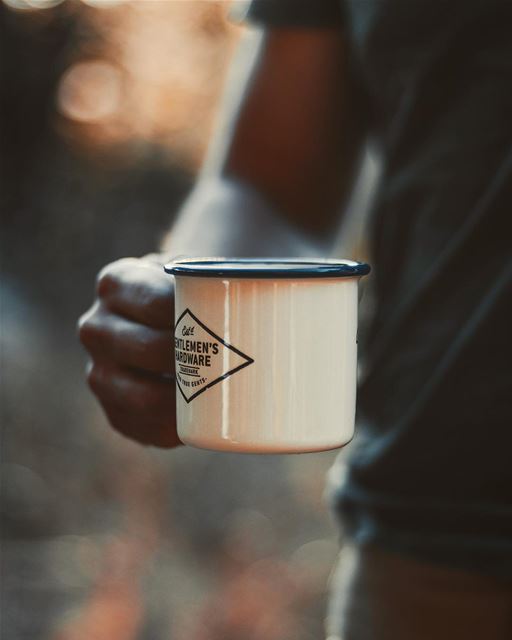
78, 256, 180, 448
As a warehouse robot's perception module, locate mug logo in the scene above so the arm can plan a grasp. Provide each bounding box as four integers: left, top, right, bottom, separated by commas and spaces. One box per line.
174, 309, 254, 403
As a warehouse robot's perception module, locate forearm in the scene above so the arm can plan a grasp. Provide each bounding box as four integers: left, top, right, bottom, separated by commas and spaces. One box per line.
162, 27, 365, 258
161, 176, 324, 257
162, 30, 317, 258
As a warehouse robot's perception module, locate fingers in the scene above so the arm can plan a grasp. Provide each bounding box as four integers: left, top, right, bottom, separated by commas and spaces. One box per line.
78, 255, 180, 449
79, 256, 174, 373
87, 361, 181, 448
97, 258, 174, 329
79, 304, 174, 374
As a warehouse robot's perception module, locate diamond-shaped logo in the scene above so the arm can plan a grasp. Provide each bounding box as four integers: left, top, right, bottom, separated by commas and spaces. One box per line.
173, 309, 254, 403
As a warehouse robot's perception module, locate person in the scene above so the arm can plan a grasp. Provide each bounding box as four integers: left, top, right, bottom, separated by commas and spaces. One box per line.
79, 1, 512, 638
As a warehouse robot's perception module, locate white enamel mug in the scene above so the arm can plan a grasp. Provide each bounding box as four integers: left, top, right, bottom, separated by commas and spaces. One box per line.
164, 258, 370, 453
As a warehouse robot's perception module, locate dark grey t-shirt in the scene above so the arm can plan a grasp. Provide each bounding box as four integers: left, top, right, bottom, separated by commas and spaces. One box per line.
246, 0, 512, 577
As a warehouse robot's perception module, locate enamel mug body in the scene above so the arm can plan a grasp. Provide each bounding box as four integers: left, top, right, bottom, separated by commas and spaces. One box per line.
165, 259, 370, 454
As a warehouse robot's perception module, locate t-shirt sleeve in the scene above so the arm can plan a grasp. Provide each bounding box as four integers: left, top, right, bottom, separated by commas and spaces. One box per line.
240, 0, 345, 28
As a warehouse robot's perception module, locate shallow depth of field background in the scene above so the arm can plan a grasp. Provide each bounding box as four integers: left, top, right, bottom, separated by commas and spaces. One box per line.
1, 2, 350, 638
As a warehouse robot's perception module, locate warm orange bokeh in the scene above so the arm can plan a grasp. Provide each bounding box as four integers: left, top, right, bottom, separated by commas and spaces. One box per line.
54, 1, 242, 168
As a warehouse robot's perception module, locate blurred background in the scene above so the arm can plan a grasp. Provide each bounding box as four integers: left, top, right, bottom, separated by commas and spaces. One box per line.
1, 2, 348, 638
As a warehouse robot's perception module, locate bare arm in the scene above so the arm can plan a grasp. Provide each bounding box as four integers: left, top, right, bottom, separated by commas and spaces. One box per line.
163, 27, 365, 256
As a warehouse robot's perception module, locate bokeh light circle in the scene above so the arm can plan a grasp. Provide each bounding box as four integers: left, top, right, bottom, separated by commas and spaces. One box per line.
57, 60, 123, 123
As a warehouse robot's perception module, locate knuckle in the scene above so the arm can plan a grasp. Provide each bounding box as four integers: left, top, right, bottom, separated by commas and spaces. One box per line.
86, 362, 102, 394
95, 258, 136, 298
77, 312, 88, 338
78, 312, 102, 348
96, 265, 119, 299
